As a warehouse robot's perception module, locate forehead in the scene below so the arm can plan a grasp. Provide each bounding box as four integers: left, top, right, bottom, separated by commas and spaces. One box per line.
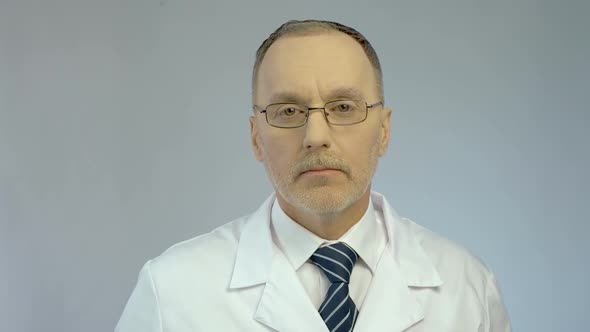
255, 32, 378, 103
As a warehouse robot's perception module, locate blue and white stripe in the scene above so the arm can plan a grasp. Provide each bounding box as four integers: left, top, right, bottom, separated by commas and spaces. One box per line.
310, 242, 360, 332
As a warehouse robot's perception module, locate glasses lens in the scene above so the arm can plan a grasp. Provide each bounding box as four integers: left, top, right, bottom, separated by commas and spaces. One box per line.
325, 100, 367, 125
266, 104, 308, 128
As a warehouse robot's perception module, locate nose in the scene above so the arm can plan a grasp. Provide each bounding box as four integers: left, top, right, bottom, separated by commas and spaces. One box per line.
302, 108, 332, 150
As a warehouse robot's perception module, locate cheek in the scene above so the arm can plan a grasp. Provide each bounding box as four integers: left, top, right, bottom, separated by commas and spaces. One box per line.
339, 130, 381, 161
260, 133, 300, 170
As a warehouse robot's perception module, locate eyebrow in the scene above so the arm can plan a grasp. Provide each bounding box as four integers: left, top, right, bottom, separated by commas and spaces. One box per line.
325, 87, 365, 101
268, 91, 307, 104
268, 87, 366, 105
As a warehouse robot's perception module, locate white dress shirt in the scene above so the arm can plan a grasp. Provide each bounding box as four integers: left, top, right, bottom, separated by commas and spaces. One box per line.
270, 197, 387, 310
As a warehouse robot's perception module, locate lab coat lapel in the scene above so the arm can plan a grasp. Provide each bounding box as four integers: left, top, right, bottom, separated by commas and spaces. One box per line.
229, 193, 327, 332
254, 251, 328, 332
353, 248, 424, 332
351, 192, 444, 332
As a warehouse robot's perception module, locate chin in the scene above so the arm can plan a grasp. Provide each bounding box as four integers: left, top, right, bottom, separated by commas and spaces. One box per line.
281, 184, 364, 216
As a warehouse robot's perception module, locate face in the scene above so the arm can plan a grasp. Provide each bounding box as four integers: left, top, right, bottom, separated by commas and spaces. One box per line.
250, 32, 392, 216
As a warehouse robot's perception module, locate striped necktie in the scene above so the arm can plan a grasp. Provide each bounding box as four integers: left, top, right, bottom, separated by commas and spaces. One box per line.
310, 242, 359, 332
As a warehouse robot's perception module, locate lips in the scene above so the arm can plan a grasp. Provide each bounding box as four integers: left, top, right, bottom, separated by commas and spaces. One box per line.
301, 167, 342, 175
307, 167, 333, 172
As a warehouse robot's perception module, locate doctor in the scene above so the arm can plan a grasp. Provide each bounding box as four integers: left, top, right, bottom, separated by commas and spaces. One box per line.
116, 20, 512, 331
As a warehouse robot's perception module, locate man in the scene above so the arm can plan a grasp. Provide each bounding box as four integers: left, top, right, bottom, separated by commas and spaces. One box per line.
116, 20, 511, 331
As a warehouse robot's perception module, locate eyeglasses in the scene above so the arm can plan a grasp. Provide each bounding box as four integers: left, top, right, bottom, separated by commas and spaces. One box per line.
253, 100, 384, 128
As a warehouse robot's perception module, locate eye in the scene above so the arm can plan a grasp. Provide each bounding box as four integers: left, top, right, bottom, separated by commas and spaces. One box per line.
335, 103, 351, 112
282, 107, 297, 116
328, 101, 358, 114
274, 104, 305, 117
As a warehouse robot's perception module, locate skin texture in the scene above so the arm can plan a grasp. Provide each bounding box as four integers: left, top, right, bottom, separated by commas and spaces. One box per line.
250, 31, 392, 240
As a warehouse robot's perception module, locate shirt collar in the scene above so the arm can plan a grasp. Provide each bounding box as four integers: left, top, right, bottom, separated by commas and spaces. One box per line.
270, 196, 380, 273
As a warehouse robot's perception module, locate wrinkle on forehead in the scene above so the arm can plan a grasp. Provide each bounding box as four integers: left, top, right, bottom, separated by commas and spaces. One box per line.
255, 32, 379, 105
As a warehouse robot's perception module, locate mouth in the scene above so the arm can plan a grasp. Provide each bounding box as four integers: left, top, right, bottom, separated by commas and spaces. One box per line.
300, 168, 343, 176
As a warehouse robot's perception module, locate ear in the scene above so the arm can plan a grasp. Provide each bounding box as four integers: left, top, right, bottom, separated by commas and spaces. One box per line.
249, 116, 264, 161
378, 107, 392, 157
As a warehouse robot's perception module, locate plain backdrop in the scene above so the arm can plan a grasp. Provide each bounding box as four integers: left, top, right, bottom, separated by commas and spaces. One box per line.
1, 0, 589, 331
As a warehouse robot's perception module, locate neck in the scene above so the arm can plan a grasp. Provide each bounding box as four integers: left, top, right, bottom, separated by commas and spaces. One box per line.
276, 189, 371, 240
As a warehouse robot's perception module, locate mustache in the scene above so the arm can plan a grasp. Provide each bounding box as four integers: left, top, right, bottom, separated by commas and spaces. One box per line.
292, 153, 351, 176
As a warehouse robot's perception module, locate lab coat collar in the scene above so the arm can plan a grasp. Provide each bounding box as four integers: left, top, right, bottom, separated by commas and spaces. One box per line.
229, 193, 328, 331
230, 191, 443, 289
228, 193, 276, 288
372, 192, 444, 287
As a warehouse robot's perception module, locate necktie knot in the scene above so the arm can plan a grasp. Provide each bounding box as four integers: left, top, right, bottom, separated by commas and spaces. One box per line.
310, 242, 358, 284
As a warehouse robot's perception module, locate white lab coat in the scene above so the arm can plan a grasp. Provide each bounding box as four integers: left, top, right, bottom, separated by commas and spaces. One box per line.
116, 192, 511, 331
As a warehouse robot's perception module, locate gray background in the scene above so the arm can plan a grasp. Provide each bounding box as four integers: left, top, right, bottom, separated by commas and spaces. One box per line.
1, 0, 588, 331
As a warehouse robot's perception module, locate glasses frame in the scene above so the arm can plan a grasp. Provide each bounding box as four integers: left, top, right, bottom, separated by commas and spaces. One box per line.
253, 99, 384, 128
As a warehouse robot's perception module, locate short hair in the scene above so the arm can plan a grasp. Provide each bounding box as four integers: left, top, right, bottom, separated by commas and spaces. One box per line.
252, 19, 384, 101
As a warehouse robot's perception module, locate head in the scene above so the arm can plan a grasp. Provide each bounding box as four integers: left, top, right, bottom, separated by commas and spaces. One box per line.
250, 20, 392, 217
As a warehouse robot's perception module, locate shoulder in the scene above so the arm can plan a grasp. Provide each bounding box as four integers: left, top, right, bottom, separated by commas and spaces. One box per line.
146, 215, 249, 287
402, 217, 494, 289
372, 190, 493, 282
141, 193, 275, 297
